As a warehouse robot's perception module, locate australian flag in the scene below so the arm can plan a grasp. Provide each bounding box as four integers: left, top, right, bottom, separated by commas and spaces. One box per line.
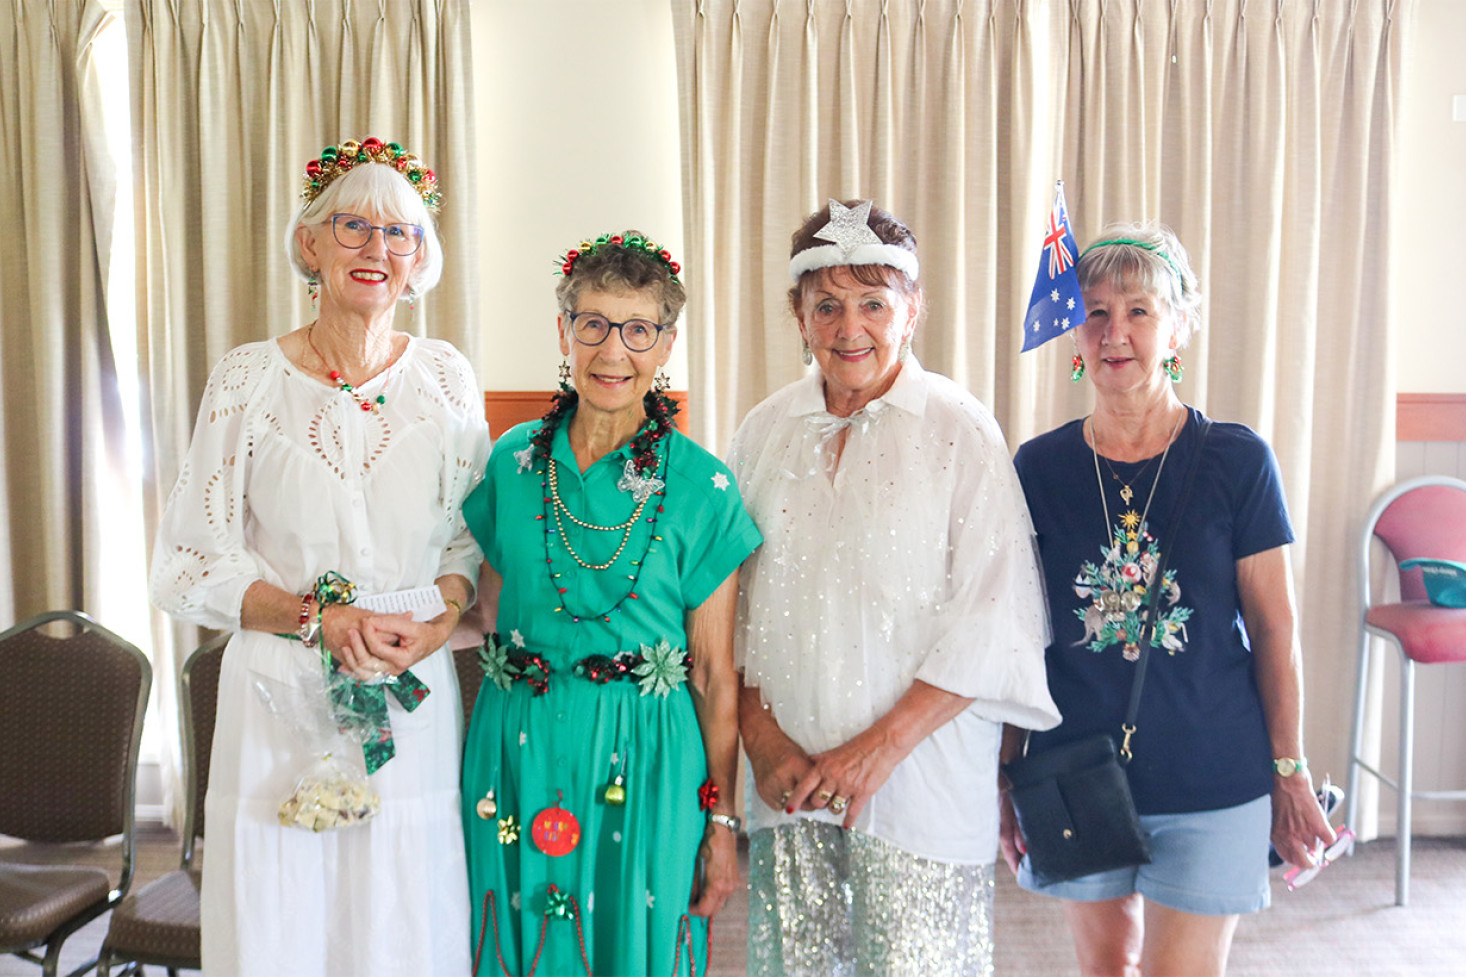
1021, 182, 1086, 352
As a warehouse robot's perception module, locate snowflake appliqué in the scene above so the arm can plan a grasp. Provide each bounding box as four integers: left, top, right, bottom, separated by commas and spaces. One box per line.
631, 639, 689, 697
1073, 517, 1193, 660
514, 446, 535, 473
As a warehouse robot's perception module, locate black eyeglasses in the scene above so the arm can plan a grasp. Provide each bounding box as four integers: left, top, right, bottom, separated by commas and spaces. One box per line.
330, 213, 424, 256
567, 313, 670, 352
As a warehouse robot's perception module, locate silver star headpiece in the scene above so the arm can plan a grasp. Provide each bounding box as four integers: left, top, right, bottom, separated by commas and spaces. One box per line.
789, 198, 921, 283
814, 199, 883, 256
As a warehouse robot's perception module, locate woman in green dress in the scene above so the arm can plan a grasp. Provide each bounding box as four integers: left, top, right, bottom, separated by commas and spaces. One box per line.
460, 231, 760, 976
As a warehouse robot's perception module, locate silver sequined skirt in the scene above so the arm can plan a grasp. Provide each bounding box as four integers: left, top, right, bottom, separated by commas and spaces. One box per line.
747, 820, 995, 977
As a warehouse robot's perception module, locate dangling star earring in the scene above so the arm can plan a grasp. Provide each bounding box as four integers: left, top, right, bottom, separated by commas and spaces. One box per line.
1163, 353, 1183, 383
654, 370, 671, 394
557, 360, 572, 391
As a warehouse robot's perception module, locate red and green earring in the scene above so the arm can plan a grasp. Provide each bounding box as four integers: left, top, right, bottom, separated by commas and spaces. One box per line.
1163, 353, 1183, 383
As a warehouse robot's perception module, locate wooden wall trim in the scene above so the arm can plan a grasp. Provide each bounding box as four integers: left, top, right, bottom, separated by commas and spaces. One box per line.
485, 391, 691, 439
1398, 393, 1466, 443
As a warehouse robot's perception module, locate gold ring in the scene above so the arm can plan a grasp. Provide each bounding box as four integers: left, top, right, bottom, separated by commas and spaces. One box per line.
829, 794, 848, 814
816, 789, 833, 802
779, 790, 791, 805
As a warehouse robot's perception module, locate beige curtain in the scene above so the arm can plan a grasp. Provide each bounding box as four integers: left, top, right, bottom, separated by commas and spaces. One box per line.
0, 0, 125, 621
127, 0, 477, 825
675, 0, 1406, 835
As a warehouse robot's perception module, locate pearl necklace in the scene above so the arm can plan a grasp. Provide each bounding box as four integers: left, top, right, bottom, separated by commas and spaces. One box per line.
547, 458, 653, 570
307, 323, 389, 413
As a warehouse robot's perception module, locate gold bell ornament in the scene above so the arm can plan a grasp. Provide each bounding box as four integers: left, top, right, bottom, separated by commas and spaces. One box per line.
476, 788, 498, 820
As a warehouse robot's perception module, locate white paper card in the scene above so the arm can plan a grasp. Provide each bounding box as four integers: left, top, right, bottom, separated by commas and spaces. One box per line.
355, 586, 447, 622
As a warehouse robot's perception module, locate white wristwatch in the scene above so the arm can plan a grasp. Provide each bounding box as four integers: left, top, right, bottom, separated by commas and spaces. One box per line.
709, 812, 742, 833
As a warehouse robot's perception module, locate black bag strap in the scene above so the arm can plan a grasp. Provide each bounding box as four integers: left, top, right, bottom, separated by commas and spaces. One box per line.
1119, 415, 1213, 764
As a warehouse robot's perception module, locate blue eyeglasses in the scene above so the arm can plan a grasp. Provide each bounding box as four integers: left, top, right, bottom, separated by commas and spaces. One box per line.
567, 313, 671, 352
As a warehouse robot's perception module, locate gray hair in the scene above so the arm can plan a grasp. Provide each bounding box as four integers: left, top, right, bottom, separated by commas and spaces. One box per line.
554, 230, 687, 327
1077, 221, 1203, 346
283, 163, 444, 300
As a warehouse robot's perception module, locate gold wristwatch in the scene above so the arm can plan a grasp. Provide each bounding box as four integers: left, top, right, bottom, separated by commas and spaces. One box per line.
1272, 757, 1307, 777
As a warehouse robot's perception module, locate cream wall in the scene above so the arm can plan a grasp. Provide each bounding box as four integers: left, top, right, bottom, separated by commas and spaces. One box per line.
473, 1, 1461, 397
470, 0, 685, 392
1397, 0, 1466, 394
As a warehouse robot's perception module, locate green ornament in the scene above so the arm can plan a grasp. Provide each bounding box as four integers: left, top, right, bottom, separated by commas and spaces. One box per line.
321, 146, 338, 159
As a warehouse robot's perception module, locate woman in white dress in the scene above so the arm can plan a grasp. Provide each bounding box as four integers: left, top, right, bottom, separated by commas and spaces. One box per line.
730, 199, 1062, 977
150, 137, 488, 976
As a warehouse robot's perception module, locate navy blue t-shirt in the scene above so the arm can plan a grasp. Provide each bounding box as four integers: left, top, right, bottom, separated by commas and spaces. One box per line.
1013, 406, 1294, 814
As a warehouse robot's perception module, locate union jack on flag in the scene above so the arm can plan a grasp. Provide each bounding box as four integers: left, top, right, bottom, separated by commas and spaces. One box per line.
1045, 207, 1076, 278
1021, 181, 1087, 352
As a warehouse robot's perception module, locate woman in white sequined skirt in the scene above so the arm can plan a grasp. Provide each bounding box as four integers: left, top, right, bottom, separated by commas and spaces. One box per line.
729, 200, 1062, 977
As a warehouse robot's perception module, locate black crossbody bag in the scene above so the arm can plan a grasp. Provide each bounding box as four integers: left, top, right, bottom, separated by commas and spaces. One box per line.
1003, 419, 1212, 885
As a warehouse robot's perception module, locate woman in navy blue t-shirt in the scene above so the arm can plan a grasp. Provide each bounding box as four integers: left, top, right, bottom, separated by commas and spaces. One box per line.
1001, 223, 1335, 977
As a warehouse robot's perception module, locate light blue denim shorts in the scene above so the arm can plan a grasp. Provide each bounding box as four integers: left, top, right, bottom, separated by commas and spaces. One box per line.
1016, 794, 1272, 916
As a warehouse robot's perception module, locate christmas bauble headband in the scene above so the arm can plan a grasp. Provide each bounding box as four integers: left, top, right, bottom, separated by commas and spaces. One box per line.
557, 232, 682, 284
1079, 237, 1184, 290
300, 137, 441, 215
788, 199, 920, 284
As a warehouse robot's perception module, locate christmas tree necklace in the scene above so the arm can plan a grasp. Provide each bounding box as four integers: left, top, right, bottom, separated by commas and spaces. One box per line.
530, 385, 678, 624
306, 322, 390, 413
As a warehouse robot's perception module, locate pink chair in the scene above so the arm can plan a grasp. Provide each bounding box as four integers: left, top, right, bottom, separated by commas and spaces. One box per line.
1346, 476, 1466, 905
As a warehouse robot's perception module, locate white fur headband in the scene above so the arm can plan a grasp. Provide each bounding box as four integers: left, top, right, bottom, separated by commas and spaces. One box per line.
788, 199, 921, 284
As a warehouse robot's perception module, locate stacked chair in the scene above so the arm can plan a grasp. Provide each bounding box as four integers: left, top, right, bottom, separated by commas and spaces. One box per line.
99, 634, 227, 976
0, 612, 151, 977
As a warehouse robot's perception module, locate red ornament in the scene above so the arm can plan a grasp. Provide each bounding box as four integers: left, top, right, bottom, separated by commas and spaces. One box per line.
360, 402, 373, 412
562, 262, 574, 274
567, 249, 580, 260
670, 261, 681, 274
306, 160, 323, 177
424, 168, 436, 182
362, 136, 384, 154
329, 370, 342, 381
611, 235, 624, 245
531, 805, 581, 856
698, 779, 720, 811
658, 249, 671, 261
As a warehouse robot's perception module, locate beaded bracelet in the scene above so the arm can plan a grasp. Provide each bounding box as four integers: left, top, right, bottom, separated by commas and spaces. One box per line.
297, 594, 321, 648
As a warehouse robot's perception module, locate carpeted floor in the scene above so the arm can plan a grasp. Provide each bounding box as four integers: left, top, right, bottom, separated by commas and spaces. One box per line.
4, 830, 1464, 975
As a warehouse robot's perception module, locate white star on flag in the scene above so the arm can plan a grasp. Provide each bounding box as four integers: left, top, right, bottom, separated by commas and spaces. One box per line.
1050, 289, 1060, 303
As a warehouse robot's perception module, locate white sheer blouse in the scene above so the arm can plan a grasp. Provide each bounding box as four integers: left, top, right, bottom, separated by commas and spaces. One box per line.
150, 337, 489, 657
729, 357, 1060, 863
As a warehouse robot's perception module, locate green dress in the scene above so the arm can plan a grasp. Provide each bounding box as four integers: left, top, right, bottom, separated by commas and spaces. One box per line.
461, 413, 761, 976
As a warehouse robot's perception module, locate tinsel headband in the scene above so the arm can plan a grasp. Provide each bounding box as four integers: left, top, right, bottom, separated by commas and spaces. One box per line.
788, 199, 920, 284
1079, 237, 1183, 290
557, 232, 682, 284
300, 137, 442, 215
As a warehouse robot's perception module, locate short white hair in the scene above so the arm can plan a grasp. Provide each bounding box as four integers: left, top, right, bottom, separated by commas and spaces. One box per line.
284, 163, 443, 299
1078, 221, 1203, 346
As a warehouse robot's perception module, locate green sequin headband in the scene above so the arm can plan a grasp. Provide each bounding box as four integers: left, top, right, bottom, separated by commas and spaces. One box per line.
557, 233, 682, 284
1080, 238, 1184, 290
300, 137, 442, 215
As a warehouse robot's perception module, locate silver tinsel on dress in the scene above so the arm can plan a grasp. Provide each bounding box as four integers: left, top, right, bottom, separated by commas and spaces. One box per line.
748, 821, 995, 977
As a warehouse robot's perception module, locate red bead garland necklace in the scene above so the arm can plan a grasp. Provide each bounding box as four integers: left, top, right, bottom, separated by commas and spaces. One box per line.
306, 323, 390, 412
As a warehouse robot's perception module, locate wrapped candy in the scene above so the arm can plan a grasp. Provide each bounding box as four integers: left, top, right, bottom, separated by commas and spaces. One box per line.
254, 665, 382, 832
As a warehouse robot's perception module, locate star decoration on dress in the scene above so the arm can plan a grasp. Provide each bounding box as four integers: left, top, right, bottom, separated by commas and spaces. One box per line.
711, 472, 730, 491
514, 446, 535, 473
510, 628, 525, 648
511, 891, 522, 911
646, 890, 656, 909
519, 731, 528, 746
813, 199, 881, 258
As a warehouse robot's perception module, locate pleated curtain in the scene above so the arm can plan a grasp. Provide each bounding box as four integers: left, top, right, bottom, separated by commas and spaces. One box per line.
674, 0, 1406, 837
0, 0, 125, 622
127, 0, 476, 826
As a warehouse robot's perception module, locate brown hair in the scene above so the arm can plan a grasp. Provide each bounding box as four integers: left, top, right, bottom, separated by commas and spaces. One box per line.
787, 201, 921, 316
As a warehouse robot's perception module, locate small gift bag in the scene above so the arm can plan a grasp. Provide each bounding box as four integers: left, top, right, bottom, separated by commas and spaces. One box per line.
253, 664, 382, 832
